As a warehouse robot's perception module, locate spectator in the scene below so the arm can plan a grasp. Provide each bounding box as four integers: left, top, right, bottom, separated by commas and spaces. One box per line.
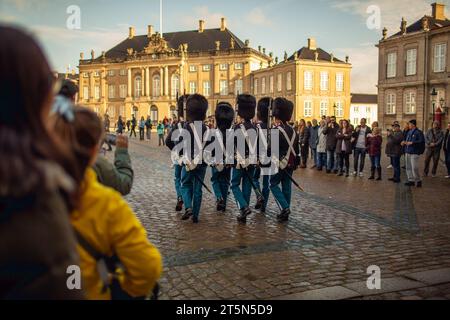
401, 122, 410, 169
385, 123, 404, 183
104, 114, 110, 133
298, 119, 310, 168
424, 121, 444, 177
335, 119, 353, 177
352, 118, 372, 177
309, 119, 319, 168
0, 26, 82, 299
52, 106, 162, 300
367, 127, 383, 180
129, 114, 137, 138
157, 121, 165, 146
126, 119, 131, 132
323, 116, 340, 174
444, 122, 450, 179
316, 120, 327, 171
402, 120, 425, 188
145, 116, 152, 140
139, 116, 145, 141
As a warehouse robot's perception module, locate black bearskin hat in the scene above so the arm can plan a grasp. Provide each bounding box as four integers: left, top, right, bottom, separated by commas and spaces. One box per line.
257, 97, 271, 123
272, 97, 293, 122
236, 94, 256, 120
215, 102, 234, 130
176, 94, 190, 119
186, 94, 208, 121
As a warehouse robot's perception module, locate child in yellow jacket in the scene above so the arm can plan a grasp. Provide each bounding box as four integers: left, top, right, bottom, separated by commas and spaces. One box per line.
52, 104, 162, 300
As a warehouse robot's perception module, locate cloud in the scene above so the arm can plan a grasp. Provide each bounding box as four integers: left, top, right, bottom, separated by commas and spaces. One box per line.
246, 7, 272, 27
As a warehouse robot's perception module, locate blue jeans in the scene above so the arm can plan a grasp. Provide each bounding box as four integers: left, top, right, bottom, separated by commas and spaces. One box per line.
317, 152, 327, 169
310, 148, 317, 166
181, 165, 207, 218
211, 166, 231, 206
231, 166, 256, 210
391, 156, 401, 181
174, 164, 182, 199
253, 167, 270, 211
270, 168, 293, 210
370, 155, 381, 168
353, 147, 367, 173
326, 150, 335, 171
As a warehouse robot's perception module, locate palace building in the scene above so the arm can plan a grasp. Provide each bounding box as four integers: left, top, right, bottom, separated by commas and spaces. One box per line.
250, 38, 352, 122
78, 18, 271, 125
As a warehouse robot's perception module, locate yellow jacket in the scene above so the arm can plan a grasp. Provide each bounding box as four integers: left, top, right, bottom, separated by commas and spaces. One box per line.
71, 168, 162, 300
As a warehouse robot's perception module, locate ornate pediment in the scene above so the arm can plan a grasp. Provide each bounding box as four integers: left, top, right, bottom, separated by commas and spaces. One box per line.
144, 32, 175, 55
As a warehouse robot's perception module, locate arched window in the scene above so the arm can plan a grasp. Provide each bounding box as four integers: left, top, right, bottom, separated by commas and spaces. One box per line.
153, 74, 161, 97
171, 74, 180, 98
134, 76, 142, 98
150, 105, 158, 125
132, 106, 139, 118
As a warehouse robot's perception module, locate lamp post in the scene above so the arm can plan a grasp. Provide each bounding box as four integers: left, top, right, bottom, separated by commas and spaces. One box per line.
431, 88, 438, 127
333, 103, 337, 117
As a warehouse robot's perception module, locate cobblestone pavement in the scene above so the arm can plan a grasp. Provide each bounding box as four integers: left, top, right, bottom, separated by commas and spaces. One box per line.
114, 133, 450, 300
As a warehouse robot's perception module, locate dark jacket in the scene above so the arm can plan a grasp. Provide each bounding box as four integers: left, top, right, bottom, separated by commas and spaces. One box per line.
366, 135, 382, 157
444, 129, 450, 153
0, 162, 82, 300
275, 122, 300, 169
299, 127, 310, 147
335, 128, 353, 154
404, 128, 425, 155
309, 125, 319, 148
385, 130, 404, 157
323, 122, 340, 151
425, 128, 444, 150
352, 125, 372, 148
93, 147, 134, 196
233, 120, 257, 160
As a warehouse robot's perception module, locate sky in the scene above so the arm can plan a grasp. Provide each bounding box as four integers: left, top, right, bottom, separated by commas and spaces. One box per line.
1, 0, 449, 93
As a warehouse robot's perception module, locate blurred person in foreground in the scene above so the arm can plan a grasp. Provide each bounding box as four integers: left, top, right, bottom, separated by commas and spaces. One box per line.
0, 26, 82, 299
51, 105, 162, 300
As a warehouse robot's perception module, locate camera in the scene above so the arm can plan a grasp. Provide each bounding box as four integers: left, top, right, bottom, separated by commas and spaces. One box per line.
104, 133, 117, 146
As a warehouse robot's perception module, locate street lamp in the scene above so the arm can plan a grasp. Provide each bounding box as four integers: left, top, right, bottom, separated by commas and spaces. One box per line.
431, 88, 438, 124
333, 103, 337, 117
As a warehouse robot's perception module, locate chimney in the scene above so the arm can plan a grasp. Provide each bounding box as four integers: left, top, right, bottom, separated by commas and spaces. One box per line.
432, 2, 446, 20
308, 38, 317, 50
220, 17, 227, 31
199, 20, 205, 33
91, 49, 95, 60
148, 25, 154, 38
129, 26, 135, 39
80, 52, 84, 60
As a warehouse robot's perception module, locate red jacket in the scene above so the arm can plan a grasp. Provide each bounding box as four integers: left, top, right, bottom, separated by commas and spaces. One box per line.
366, 135, 382, 156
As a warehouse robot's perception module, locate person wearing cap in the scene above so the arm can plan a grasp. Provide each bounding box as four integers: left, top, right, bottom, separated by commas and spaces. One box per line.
424, 121, 444, 177
444, 122, 450, 178
401, 119, 425, 187
385, 122, 404, 183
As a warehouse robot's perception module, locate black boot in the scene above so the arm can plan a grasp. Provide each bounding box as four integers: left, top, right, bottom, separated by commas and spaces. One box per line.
216, 198, 226, 212
368, 167, 375, 180
277, 208, 291, 222
345, 169, 350, 177
337, 170, 343, 177
181, 208, 193, 220
254, 195, 264, 210
376, 167, 382, 181
237, 207, 252, 223
175, 197, 183, 212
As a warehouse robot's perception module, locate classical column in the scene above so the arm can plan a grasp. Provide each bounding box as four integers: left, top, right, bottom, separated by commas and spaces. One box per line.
127, 68, 132, 98
164, 65, 169, 97
160, 67, 164, 97
179, 64, 184, 94
214, 63, 220, 96
146, 67, 150, 97
89, 72, 94, 101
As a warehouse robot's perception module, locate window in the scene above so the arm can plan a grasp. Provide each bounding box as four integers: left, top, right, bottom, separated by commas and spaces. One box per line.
277, 74, 282, 92
234, 63, 243, 70
189, 65, 197, 72
336, 73, 344, 92
119, 69, 127, 76
353, 118, 359, 125
254, 78, 259, 95
434, 43, 447, 73
83, 72, 89, 78
152, 75, 160, 97
335, 101, 343, 118
320, 72, 328, 91
320, 101, 328, 117
107, 70, 115, 77
405, 91, 416, 114
108, 85, 115, 99
386, 93, 396, 114
119, 105, 125, 116
189, 81, 197, 94
83, 86, 89, 100
220, 80, 228, 96
387, 52, 397, 78
134, 76, 142, 98
203, 81, 211, 97
94, 86, 100, 100
354, 106, 359, 113
219, 63, 228, 71
108, 106, 115, 118
234, 79, 242, 95
286, 72, 292, 91
202, 64, 211, 72
150, 106, 158, 124
171, 74, 180, 97
119, 85, 127, 98
406, 49, 417, 76
261, 77, 266, 94
304, 71, 313, 90
269, 76, 274, 93
94, 71, 100, 77
304, 101, 312, 117
367, 106, 371, 113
